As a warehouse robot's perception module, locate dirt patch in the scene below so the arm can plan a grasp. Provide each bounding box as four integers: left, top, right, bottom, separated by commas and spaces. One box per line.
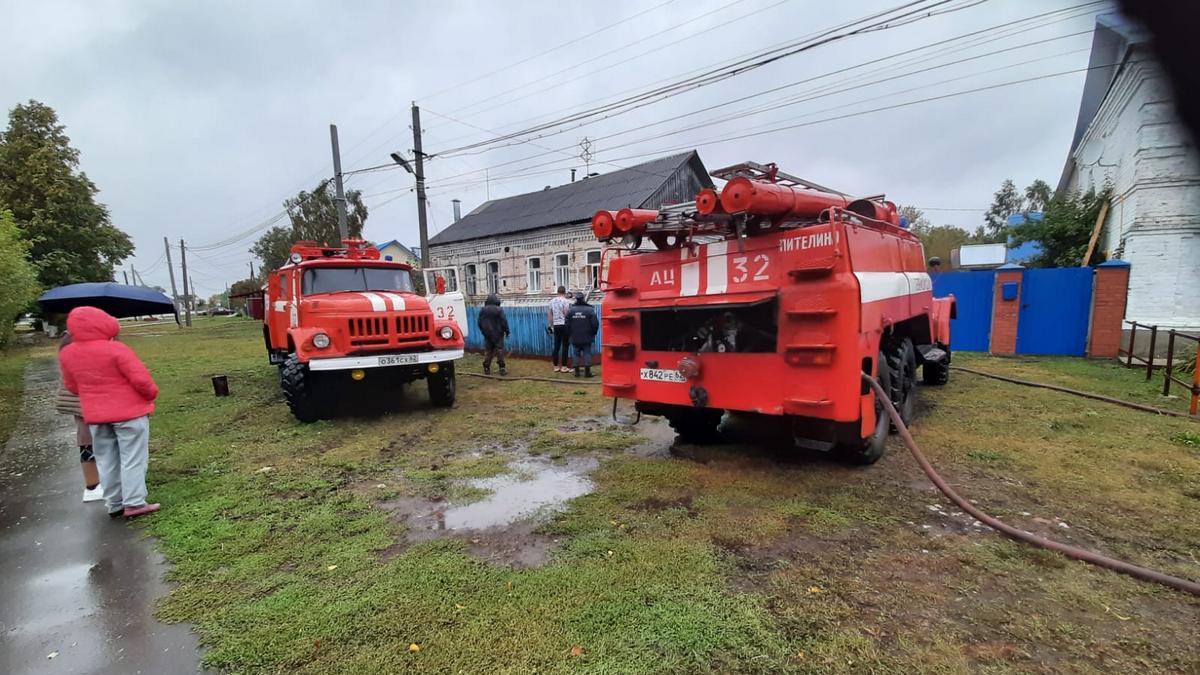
378, 455, 598, 568
634, 495, 698, 517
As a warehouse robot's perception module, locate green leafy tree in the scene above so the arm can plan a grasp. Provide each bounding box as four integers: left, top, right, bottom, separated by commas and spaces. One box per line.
900, 206, 970, 265
1024, 179, 1053, 213
0, 100, 133, 288
0, 210, 41, 347
250, 180, 368, 272
228, 276, 262, 312
1008, 187, 1111, 267
977, 179, 1024, 243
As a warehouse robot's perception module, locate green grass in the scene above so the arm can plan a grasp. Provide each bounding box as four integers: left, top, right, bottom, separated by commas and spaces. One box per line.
2, 323, 1197, 673
0, 335, 53, 447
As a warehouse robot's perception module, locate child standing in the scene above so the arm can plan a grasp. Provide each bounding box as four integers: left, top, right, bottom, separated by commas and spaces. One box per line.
58, 306, 161, 519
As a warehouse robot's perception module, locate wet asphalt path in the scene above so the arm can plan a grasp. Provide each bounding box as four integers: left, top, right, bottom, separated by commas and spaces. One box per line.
0, 358, 206, 674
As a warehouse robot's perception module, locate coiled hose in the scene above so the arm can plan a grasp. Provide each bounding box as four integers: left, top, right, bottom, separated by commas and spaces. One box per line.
863, 373, 1200, 597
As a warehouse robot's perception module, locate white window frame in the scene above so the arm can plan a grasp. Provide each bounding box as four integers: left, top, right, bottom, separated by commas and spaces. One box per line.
463, 263, 478, 296
586, 249, 602, 289
553, 252, 570, 291
486, 260, 500, 294
526, 256, 543, 294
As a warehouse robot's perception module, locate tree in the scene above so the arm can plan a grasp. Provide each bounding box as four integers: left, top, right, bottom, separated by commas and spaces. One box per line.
0, 100, 133, 288
913, 223, 971, 266
0, 210, 40, 348
1008, 187, 1111, 267
898, 205, 931, 231
1024, 179, 1053, 213
250, 180, 368, 272
228, 276, 262, 312
981, 179, 1024, 242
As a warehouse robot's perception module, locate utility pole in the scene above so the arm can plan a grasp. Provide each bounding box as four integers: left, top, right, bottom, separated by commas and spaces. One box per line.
412, 103, 430, 268
249, 260, 255, 279
179, 238, 193, 327
131, 265, 142, 286
123, 270, 130, 284
329, 124, 350, 243
164, 237, 181, 322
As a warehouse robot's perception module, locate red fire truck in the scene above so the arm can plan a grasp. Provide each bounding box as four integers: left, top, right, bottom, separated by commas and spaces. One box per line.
262, 240, 467, 422
593, 162, 954, 463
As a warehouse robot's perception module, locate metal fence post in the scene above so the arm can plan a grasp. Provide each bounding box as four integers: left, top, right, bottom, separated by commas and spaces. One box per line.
1163, 330, 1175, 396
1126, 322, 1137, 368
1146, 325, 1157, 380
1192, 341, 1200, 417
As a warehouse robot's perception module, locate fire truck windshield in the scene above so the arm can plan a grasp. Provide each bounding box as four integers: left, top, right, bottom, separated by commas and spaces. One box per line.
301, 267, 414, 295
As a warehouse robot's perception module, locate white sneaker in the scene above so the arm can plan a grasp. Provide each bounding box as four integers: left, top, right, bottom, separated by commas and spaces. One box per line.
83, 485, 104, 502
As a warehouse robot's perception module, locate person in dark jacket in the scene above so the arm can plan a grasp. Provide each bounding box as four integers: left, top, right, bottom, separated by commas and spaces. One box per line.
476, 293, 509, 375
566, 292, 599, 378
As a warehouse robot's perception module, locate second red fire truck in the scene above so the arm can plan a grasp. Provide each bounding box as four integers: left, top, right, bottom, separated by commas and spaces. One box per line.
592, 162, 954, 463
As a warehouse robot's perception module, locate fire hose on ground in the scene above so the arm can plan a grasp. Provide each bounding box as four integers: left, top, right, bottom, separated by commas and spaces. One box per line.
863, 372, 1200, 597
464, 366, 1200, 595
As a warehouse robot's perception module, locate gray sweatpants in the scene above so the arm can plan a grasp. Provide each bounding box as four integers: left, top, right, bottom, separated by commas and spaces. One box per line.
89, 416, 151, 511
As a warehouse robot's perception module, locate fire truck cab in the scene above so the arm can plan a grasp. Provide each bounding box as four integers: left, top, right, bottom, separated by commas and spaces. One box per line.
263, 240, 466, 422
595, 162, 954, 463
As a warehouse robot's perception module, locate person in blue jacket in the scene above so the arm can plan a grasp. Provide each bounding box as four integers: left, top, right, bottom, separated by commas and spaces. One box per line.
566, 292, 599, 378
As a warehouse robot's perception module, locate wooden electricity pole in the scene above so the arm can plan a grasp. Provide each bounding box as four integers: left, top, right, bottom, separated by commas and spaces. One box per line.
163, 237, 181, 322
330, 124, 350, 243
180, 238, 193, 326
412, 103, 430, 268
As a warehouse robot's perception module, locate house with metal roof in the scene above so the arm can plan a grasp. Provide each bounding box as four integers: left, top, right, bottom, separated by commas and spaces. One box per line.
428, 151, 712, 301
373, 239, 419, 268
1058, 15, 1200, 330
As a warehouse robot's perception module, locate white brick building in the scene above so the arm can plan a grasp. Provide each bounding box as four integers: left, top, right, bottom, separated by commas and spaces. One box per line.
428, 152, 713, 304
1058, 16, 1200, 330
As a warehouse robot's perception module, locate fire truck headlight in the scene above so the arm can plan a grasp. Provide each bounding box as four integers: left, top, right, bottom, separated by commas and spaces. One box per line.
438, 326, 454, 340
312, 333, 331, 349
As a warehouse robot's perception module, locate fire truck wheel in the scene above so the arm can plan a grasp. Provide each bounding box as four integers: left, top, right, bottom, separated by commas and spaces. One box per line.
836, 349, 896, 464
280, 355, 327, 423
922, 346, 950, 385
891, 338, 917, 426
666, 408, 723, 444
427, 362, 456, 407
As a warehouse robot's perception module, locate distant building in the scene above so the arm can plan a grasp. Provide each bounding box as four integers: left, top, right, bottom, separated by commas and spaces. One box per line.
427, 151, 713, 303
374, 240, 420, 268
1057, 15, 1200, 329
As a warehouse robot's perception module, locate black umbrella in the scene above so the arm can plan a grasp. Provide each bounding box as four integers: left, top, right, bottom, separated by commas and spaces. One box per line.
37, 282, 179, 322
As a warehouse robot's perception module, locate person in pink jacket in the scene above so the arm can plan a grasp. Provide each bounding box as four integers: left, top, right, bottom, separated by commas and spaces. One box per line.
58, 306, 161, 519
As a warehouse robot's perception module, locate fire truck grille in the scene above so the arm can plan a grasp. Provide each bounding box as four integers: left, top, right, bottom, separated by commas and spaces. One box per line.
395, 314, 429, 340
346, 314, 430, 347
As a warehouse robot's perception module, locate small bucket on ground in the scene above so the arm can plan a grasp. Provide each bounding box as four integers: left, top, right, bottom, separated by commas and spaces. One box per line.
211, 375, 230, 397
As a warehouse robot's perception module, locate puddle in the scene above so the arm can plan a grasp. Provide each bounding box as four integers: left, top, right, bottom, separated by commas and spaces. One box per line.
379, 455, 598, 567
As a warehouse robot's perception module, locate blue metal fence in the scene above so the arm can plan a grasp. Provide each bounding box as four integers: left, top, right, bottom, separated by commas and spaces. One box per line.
465, 304, 603, 356
931, 271, 995, 352
1016, 267, 1093, 356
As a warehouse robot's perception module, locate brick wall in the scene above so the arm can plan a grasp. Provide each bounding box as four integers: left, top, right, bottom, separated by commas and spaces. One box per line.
1088, 261, 1131, 357
989, 266, 1023, 355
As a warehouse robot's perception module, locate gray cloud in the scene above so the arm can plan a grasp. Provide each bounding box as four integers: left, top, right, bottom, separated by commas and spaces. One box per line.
2, 0, 1103, 296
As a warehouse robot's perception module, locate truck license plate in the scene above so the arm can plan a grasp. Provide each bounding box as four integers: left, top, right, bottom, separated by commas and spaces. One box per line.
377, 354, 419, 367
640, 368, 686, 383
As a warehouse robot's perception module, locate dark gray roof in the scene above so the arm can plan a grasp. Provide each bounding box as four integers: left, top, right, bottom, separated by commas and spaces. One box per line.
429, 151, 711, 246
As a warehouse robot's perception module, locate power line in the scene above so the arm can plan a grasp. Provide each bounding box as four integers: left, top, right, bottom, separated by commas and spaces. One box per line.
429, 0, 973, 158
424, 21, 1102, 191
419, 0, 680, 102
424, 0, 1103, 170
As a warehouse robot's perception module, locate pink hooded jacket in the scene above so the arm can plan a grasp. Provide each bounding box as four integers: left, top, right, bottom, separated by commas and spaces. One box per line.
58, 307, 159, 424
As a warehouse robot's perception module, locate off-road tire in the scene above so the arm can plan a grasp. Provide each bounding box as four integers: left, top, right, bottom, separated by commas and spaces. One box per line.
280, 355, 327, 423
427, 362, 456, 408
923, 346, 951, 385
888, 337, 917, 426
666, 408, 724, 444
835, 349, 895, 465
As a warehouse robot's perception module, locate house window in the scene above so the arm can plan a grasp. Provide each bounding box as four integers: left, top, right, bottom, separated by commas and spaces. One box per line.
553, 252, 570, 290
586, 250, 602, 289
464, 263, 478, 296
526, 256, 542, 294
486, 261, 500, 294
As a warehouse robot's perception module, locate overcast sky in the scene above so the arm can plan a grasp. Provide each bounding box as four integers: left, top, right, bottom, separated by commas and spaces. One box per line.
2, 0, 1113, 297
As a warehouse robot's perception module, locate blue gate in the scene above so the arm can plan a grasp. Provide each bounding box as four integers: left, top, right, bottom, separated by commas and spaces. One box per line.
1016, 267, 1093, 356
931, 271, 994, 352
